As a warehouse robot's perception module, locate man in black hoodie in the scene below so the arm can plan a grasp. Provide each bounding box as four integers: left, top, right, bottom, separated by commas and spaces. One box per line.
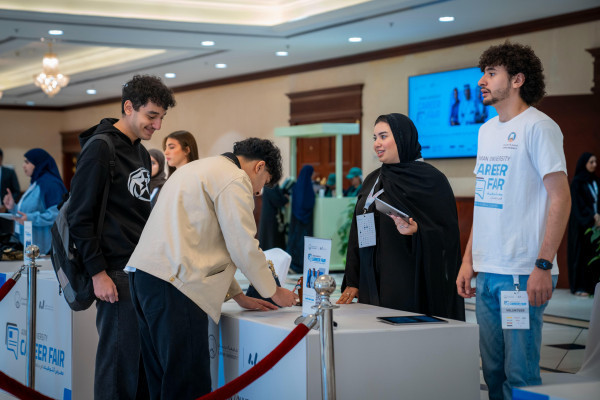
67, 75, 175, 399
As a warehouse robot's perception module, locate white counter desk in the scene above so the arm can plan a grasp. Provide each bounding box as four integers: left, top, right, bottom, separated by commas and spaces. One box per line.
210, 302, 480, 400
513, 380, 600, 400
0, 259, 98, 400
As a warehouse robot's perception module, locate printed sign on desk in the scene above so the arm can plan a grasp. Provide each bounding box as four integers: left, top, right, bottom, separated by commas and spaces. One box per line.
302, 236, 331, 316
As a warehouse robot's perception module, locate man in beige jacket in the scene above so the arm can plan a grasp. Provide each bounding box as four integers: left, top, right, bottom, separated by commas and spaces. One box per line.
126, 137, 298, 400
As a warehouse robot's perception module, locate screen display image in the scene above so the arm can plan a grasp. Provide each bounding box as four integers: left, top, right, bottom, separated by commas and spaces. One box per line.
409, 67, 498, 159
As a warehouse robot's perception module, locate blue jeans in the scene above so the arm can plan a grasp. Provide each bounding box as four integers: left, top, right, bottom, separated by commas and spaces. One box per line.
476, 272, 558, 400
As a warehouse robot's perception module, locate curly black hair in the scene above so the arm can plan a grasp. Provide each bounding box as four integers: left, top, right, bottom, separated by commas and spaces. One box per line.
121, 75, 176, 114
233, 138, 282, 187
478, 41, 546, 106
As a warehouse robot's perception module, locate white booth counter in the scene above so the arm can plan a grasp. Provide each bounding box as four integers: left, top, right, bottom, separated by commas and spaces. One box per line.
513, 380, 600, 400
0, 259, 98, 400
210, 302, 480, 400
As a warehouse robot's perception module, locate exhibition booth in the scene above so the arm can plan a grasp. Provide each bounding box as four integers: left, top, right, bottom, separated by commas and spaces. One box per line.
210, 302, 480, 400
1, 258, 482, 400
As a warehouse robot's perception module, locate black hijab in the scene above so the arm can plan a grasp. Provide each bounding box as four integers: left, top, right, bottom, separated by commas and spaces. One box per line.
345, 113, 465, 320
148, 148, 167, 192
572, 152, 597, 184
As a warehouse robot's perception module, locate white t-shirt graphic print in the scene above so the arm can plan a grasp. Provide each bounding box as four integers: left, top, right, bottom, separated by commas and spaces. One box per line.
472, 107, 566, 275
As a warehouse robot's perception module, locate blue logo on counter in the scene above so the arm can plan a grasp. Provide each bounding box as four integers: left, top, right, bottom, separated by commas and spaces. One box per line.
6, 323, 19, 359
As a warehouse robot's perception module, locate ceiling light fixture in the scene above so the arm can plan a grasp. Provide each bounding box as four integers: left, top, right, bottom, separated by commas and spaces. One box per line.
215, 63, 227, 69
48, 29, 63, 35
26, 101, 35, 106
86, 89, 97, 95
276, 51, 288, 56
439, 16, 455, 22
164, 72, 176, 78
202, 41, 215, 46
33, 42, 69, 97
348, 37, 362, 43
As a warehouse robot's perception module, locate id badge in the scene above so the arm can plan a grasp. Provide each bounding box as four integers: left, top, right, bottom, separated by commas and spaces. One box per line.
500, 291, 530, 329
356, 213, 376, 248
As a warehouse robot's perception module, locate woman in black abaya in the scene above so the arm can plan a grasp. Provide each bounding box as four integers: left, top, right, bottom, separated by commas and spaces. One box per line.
567, 153, 600, 296
337, 113, 464, 321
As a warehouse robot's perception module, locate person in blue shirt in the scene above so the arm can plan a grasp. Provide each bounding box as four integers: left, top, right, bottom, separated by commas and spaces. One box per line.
2, 148, 67, 254
287, 165, 316, 273
344, 167, 362, 197
324, 173, 336, 197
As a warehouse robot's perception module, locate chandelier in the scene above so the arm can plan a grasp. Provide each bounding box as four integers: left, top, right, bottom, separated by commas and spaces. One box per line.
33, 43, 69, 97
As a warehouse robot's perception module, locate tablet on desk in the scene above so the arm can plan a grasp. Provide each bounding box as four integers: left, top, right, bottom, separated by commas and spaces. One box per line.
374, 198, 410, 223
377, 315, 448, 325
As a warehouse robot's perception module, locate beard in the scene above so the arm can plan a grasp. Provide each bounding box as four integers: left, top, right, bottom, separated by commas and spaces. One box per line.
482, 83, 511, 106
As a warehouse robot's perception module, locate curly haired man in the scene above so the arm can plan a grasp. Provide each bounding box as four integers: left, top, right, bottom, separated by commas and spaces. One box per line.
456, 42, 571, 399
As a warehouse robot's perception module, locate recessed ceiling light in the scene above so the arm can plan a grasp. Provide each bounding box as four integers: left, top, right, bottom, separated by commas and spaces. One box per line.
86, 89, 97, 95
215, 63, 227, 69
164, 73, 176, 79
276, 51, 288, 56
439, 16, 455, 22
202, 41, 215, 46
26, 101, 35, 106
48, 29, 63, 35
348, 37, 362, 43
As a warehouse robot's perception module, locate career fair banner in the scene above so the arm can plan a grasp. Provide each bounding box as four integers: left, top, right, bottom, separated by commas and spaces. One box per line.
0, 269, 72, 400
302, 236, 332, 316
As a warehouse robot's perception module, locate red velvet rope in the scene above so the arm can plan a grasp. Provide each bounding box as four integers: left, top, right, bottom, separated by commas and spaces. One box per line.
0, 371, 55, 400
198, 323, 311, 400
0, 278, 16, 302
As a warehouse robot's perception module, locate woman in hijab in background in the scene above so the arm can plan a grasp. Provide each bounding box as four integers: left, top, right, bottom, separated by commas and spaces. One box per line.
2, 148, 67, 254
567, 152, 600, 296
337, 113, 464, 321
287, 164, 316, 273
148, 148, 167, 208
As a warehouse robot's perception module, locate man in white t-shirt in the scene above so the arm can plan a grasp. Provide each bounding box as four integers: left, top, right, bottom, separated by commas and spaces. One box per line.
456, 42, 571, 400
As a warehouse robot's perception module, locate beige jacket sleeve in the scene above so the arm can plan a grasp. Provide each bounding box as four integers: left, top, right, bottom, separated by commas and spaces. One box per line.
215, 176, 277, 299
225, 278, 243, 300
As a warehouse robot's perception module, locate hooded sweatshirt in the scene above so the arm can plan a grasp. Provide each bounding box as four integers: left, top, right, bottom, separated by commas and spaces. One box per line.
67, 118, 152, 276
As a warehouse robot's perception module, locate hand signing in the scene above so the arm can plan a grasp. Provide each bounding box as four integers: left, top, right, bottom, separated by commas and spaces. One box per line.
233, 293, 278, 311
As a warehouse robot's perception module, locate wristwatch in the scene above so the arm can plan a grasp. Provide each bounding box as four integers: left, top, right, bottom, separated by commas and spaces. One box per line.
535, 258, 553, 270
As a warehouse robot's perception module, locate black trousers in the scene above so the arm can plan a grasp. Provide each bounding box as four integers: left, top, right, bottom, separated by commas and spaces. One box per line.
129, 270, 211, 400
95, 270, 148, 400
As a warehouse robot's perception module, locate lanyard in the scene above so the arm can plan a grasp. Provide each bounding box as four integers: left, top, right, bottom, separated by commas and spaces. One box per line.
512, 274, 520, 292
150, 187, 159, 202
589, 181, 598, 214
363, 176, 384, 213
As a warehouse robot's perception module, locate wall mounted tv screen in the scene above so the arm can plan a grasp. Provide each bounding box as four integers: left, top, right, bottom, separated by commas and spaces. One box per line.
408, 67, 497, 159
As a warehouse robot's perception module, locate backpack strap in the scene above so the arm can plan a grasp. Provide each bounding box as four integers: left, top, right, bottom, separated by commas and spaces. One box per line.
80, 134, 116, 237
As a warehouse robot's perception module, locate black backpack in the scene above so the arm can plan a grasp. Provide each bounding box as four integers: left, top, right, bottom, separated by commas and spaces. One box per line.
50, 134, 115, 311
